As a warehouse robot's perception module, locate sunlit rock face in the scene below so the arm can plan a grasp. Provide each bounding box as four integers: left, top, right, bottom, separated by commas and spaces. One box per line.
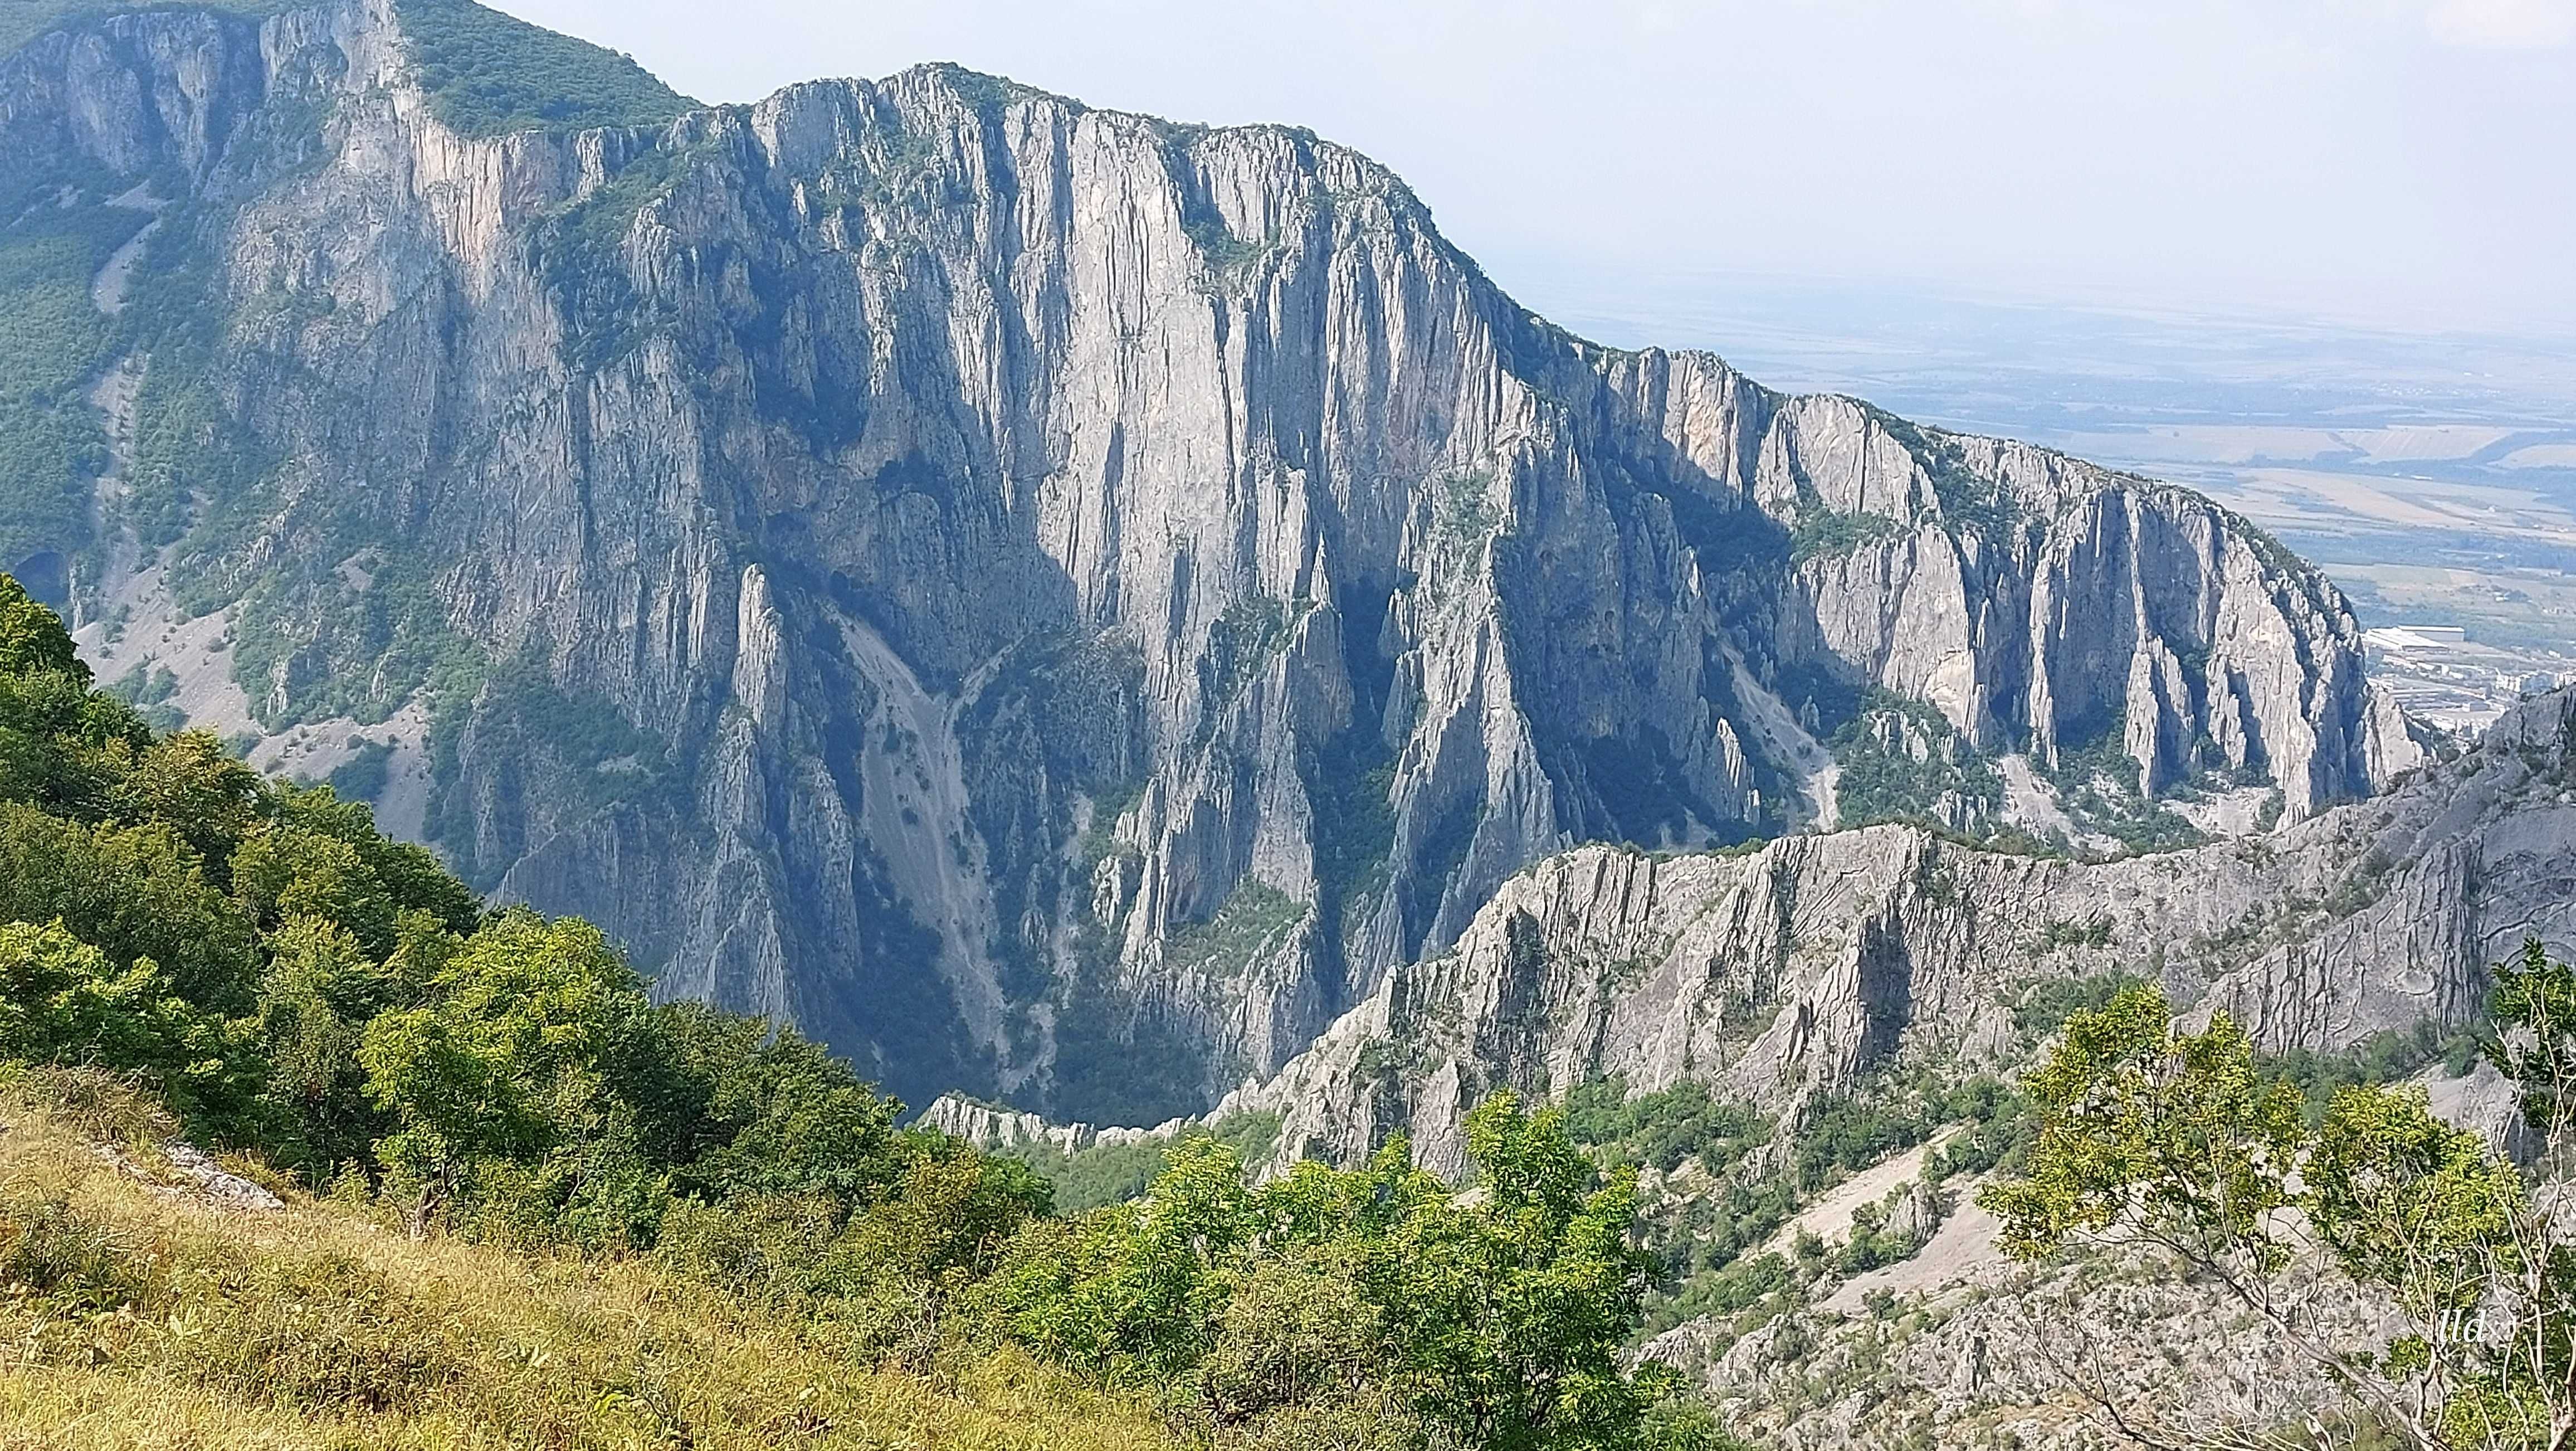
1212, 685, 2565, 1179
6, 0, 2413, 1116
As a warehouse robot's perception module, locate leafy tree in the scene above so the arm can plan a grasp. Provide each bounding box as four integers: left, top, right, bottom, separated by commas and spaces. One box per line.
257, 913, 421, 1175
0, 658, 152, 819
1376, 1093, 1666, 1451
618, 1000, 906, 1213
231, 824, 404, 954
1984, 985, 2307, 1273
358, 910, 656, 1238
839, 1146, 1055, 1283
106, 730, 264, 870
985, 1133, 1258, 1386
0, 572, 83, 681
984, 1092, 1706, 1449
262, 783, 480, 937
1984, 971, 2572, 1450
0, 918, 251, 1123
0, 804, 262, 1011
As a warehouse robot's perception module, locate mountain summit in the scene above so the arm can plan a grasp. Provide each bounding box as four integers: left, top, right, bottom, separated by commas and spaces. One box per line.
3, 0, 2416, 1118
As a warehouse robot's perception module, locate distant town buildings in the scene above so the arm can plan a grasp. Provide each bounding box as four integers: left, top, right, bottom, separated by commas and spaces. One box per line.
2359, 622, 2576, 738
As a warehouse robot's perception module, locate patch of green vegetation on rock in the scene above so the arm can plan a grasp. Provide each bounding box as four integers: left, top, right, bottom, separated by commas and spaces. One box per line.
1829, 689, 2003, 834
115, 205, 275, 561
1562, 1075, 1772, 1177
1870, 408, 2019, 538
2262, 1018, 2484, 1120
325, 737, 393, 804
1167, 880, 1307, 979
526, 140, 697, 369
1792, 1073, 2026, 1195
1045, 1017, 1218, 1141
103, 660, 181, 731
0, 196, 150, 581
1428, 467, 1504, 574
2038, 720, 2210, 855
421, 655, 675, 891
391, 0, 694, 138
1789, 505, 1906, 564
1044, 965, 1223, 1131
1196, 592, 1308, 736
1304, 724, 1396, 924
214, 556, 483, 732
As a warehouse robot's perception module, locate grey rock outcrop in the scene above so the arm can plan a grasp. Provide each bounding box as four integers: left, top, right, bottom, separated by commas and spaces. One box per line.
1647, 1250, 2391, 1451
915, 1095, 1182, 1156
1219, 687, 2576, 1174
11, 0, 2414, 1117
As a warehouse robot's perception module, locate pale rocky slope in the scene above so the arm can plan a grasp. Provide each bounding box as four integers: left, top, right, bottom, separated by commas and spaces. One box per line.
7, 0, 2415, 1114
1208, 684, 2572, 1174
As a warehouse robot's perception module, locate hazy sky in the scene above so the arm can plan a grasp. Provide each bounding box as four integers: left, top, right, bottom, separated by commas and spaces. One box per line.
490, 0, 2575, 335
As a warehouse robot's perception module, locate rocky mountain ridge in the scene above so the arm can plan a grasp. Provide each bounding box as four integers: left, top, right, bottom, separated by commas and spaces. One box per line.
3, 0, 2417, 1119
1183, 675, 2569, 1174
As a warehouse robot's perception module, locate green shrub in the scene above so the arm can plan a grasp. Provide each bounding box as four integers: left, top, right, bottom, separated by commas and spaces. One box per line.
0, 919, 252, 1124
1563, 1075, 1772, 1175
983, 1095, 1713, 1448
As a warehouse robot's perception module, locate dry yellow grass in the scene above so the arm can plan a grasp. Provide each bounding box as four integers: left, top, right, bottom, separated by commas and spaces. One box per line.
0, 1107, 1181, 1450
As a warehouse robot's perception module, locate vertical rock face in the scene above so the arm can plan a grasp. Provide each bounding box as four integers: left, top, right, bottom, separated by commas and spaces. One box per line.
9, 0, 2416, 1116
1214, 686, 2576, 1177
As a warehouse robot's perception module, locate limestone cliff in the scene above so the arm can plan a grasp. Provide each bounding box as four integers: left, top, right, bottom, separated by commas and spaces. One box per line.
5, 0, 2416, 1116
1203, 685, 2570, 1176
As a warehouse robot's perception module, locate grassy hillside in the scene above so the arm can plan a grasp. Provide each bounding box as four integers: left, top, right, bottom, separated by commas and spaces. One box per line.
0, 1083, 1178, 1450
